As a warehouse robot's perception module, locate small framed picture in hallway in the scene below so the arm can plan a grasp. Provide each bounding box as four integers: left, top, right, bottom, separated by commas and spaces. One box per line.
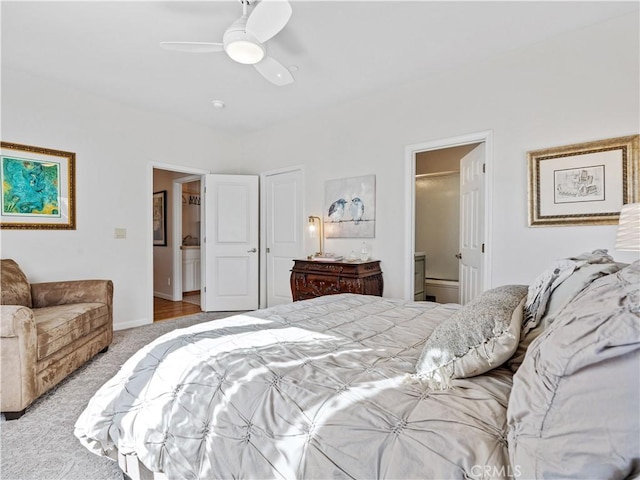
153, 190, 167, 246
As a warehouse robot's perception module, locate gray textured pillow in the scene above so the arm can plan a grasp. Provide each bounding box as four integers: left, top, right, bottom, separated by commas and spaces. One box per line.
508, 261, 640, 478
414, 285, 527, 388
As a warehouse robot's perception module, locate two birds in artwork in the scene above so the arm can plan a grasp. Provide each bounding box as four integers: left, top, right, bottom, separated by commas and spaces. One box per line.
328, 197, 365, 224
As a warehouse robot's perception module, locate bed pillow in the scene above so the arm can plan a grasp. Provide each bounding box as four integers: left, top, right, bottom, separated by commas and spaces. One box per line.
541, 261, 624, 321
414, 285, 527, 388
508, 260, 625, 371
507, 260, 640, 479
521, 249, 615, 333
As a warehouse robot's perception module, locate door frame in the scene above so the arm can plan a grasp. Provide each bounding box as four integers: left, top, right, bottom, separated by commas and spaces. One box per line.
171, 174, 203, 302
259, 165, 305, 309
404, 131, 493, 301
148, 162, 210, 326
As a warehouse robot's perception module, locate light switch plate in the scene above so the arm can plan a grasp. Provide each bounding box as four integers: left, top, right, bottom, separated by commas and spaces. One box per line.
114, 227, 127, 239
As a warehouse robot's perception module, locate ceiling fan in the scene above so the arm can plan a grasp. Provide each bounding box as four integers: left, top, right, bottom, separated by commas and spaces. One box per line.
160, 0, 294, 86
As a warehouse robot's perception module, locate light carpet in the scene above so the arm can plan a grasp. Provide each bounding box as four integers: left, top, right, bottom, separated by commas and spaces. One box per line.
0, 311, 236, 480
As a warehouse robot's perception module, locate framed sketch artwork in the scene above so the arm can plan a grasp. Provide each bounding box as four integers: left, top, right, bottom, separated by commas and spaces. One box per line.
324, 175, 376, 238
528, 135, 639, 226
0, 141, 76, 230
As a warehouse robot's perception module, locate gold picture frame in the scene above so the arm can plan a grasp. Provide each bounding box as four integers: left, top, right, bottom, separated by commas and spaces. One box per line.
528, 135, 639, 226
1, 141, 76, 230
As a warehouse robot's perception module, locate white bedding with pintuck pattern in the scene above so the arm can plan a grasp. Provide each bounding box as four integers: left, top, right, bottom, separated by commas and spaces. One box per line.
75, 294, 515, 479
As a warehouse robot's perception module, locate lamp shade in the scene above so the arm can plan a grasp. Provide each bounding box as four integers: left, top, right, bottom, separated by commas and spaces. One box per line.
616, 202, 640, 251
307, 216, 324, 256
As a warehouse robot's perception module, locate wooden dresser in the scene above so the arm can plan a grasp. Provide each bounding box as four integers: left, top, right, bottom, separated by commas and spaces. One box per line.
290, 259, 384, 301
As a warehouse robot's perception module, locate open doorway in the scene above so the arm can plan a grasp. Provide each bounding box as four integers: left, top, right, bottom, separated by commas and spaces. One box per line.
149, 164, 260, 323
152, 166, 207, 322
404, 131, 493, 305
415, 144, 478, 303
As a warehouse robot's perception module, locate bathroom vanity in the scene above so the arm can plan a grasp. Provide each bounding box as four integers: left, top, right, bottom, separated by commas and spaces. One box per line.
181, 246, 200, 292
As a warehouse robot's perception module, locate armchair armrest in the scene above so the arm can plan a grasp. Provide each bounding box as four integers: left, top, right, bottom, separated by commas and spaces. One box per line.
0, 305, 36, 338
0, 305, 38, 412
31, 280, 114, 312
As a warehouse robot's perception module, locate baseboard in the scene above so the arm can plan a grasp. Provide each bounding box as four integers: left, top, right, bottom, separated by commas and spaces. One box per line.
154, 291, 174, 301
114, 318, 152, 331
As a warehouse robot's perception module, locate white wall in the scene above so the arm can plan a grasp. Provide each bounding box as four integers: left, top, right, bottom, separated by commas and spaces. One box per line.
222, 12, 640, 298
1, 71, 233, 329
1, 13, 638, 325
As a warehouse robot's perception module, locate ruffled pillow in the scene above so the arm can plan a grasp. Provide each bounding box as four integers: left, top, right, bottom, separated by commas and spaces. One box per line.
509, 250, 624, 372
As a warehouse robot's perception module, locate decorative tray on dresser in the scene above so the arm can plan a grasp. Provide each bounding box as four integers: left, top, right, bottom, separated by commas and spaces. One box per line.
290, 258, 383, 301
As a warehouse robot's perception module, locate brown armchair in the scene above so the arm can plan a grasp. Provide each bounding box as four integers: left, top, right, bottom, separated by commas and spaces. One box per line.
0, 259, 113, 419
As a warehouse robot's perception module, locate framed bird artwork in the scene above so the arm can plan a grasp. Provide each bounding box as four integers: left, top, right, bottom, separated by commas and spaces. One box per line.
324, 174, 376, 238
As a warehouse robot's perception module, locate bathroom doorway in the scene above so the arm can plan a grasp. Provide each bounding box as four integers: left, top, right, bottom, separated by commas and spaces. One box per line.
415, 145, 475, 303
405, 131, 492, 305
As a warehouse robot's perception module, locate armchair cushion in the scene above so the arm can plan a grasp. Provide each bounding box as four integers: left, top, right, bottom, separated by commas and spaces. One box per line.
35, 303, 110, 360
31, 280, 114, 311
0, 259, 32, 308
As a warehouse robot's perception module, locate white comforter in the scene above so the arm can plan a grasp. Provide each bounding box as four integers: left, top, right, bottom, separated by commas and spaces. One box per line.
75, 294, 514, 479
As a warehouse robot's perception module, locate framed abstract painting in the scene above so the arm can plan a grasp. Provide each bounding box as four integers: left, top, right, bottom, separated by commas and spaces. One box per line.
528, 135, 639, 226
1, 141, 76, 230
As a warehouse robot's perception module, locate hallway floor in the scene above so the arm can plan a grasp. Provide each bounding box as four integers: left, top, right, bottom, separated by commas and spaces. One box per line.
153, 293, 201, 322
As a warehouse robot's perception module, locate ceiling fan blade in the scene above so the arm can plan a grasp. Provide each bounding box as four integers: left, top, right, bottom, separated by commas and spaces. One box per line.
254, 56, 294, 86
160, 42, 224, 53
246, 0, 292, 44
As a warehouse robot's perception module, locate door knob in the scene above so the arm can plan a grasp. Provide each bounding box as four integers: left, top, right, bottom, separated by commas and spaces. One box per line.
247, 248, 257, 253
455, 253, 462, 260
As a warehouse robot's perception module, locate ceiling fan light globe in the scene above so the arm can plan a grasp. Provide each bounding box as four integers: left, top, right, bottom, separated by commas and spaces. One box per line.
225, 40, 265, 65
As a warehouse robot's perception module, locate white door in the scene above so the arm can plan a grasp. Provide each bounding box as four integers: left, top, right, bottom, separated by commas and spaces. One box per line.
263, 168, 303, 306
203, 174, 259, 311
459, 144, 484, 304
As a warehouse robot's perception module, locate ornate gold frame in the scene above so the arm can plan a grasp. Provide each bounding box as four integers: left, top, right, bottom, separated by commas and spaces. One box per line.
0, 141, 76, 230
528, 134, 639, 226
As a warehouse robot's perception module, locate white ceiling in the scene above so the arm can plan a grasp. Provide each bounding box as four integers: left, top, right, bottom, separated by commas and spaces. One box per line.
2, 1, 638, 134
